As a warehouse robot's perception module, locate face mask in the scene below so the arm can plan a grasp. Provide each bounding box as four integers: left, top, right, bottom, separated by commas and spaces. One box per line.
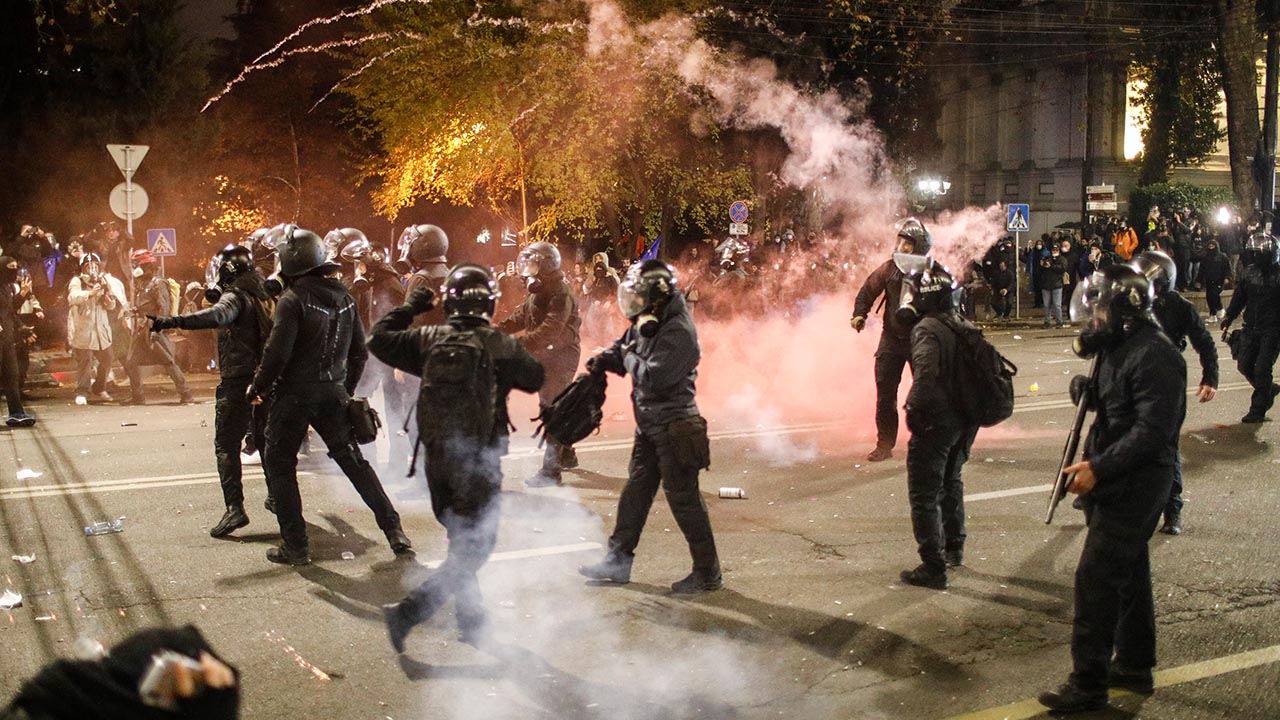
0, 265, 17, 283
525, 275, 543, 294
635, 313, 660, 338
132, 266, 146, 278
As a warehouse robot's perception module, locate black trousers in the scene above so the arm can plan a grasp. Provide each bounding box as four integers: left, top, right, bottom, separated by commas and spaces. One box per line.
990, 292, 1012, 318
1205, 282, 1224, 315
1070, 526, 1157, 692
398, 442, 504, 632
124, 331, 190, 401
355, 357, 410, 468
873, 345, 910, 448
1238, 331, 1280, 415
1166, 446, 1183, 515
607, 424, 719, 574
262, 383, 401, 550
0, 340, 23, 416
538, 363, 577, 477
906, 422, 977, 572
213, 377, 270, 508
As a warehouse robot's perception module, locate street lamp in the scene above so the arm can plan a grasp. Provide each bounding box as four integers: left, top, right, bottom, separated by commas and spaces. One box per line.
915, 177, 951, 196
1216, 206, 1233, 225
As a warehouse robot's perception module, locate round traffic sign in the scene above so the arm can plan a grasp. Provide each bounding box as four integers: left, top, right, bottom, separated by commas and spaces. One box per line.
109, 182, 149, 220
729, 201, 749, 224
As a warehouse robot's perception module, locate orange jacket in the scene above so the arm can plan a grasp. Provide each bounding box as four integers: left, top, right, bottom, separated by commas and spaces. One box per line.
1111, 227, 1138, 260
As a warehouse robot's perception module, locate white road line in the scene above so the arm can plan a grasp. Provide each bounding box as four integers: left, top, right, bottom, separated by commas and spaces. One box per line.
966, 484, 1054, 503
945, 643, 1280, 720
422, 541, 602, 569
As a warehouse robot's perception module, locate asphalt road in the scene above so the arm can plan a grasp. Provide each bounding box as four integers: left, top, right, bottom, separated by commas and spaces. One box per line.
1, 324, 1278, 719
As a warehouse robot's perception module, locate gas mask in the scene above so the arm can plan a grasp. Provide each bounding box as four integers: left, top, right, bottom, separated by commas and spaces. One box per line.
1069, 267, 1153, 357
893, 253, 954, 327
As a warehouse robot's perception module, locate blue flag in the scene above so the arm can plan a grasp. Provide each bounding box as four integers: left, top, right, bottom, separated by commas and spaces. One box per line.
639, 236, 661, 261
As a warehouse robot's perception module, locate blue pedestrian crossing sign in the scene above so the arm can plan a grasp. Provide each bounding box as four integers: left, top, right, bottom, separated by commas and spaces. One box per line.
147, 228, 177, 257
1006, 204, 1030, 233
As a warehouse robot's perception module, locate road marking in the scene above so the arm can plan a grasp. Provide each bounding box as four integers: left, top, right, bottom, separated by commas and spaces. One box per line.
1013, 381, 1251, 414
966, 484, 1054, 502
0, 471, 290, 501
944, 643, 1280, 720
423, 541, 602, 569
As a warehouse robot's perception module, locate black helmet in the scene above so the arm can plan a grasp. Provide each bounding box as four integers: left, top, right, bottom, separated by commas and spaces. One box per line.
1242, 232, 1279, 269
1130, 251, 1176, 296
400, 224, 449, 266
1070, 265, 1153, 356
895, 217, 932, 256
323, 228, 369, 262
442, 263, 499, 321
893, 254, 955, 326
517, 241, 562, 277
276, 225, 337, 277
617, 259, 677, 319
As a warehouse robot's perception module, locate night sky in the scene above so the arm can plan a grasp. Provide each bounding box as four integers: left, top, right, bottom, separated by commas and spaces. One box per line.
178, 0, 237, 42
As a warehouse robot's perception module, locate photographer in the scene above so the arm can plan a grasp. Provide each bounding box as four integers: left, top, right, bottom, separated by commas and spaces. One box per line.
1039, 244, 1066, 328
67, 254, 122, 405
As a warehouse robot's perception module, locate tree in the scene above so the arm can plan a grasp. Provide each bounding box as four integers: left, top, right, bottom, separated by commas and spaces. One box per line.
1213, 0, 1261, 211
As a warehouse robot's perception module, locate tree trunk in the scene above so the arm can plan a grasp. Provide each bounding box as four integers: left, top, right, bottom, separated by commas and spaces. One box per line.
1214, 0, 1261, 210
1138, 50, 1182, 185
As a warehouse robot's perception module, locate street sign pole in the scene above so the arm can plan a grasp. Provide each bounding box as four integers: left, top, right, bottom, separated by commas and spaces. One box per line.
1015, 231, 1021, 320
1006, 204, 1031, 321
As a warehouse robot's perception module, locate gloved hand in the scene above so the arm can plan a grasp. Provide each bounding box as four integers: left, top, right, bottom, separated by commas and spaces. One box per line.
245, 384, 262, 406
1219, 318, 1231, 332
149, 315, 179, 332
406, 286, 436, 314
850, 315, 866, 332
1069, 374, 1096, 410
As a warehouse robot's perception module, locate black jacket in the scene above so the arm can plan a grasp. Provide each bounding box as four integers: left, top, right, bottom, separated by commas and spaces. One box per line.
405, 264, 447, 328
1153, 291, 1218, 388
497, 271, 581, 374
170, 272, 271, 380
1199, 249, 1231, 285
986, 267, 1014, 294
0, 282, 17, 344
366, 303, 544, 446
904, 313, 973, 432
1082, 323, 1187, 540
852, 258, 909, 350
1038, 254, 1066, 290
253, 274, 365, 394
349, 267, 406, 332
594, 292, 700, 431
1223, 266, 1280, 335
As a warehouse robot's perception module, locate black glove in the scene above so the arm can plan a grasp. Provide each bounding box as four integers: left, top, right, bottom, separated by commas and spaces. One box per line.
1219, 318, 1231, 332
1069, 374, 1096, 411
406, 286, 436, 314
245, 384, 261, 405
149, 315, 179, 332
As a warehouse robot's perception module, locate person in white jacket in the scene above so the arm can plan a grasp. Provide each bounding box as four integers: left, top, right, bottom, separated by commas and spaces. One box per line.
67, 253, 125, 405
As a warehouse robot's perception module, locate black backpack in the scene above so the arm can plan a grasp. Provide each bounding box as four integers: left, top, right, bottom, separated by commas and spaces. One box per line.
533, 370, 608, 447
936, 315, 1017, 427
417, 328, 497, 444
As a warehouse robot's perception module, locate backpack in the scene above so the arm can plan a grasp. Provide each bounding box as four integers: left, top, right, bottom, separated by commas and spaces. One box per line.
166, 278, 182, 315
938, 315, 1017, 427
533, 370, 607, 447
417, 328, 497, 445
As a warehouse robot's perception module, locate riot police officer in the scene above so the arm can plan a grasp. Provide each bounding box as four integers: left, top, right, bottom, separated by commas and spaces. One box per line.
1131, 251, 1217, 535
851, 218, 932, 461
1220, 230, 1280, 423
498, 241, 582, 487
579, 260, 721, 594
894, 254, 979, 589
1039, 265, 1186, 713
369, 264, 544, 649
150, 244, 275, 538
248, 226, 410, 565
399, 224, 450, 328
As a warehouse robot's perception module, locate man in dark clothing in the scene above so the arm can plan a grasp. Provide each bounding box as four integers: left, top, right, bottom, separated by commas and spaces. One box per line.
0, 256, 36, 426
150, 245, 275, 538
851, 218, 932, 461
1199, 238, 1232, 319
399, 224, 450, 328
499, 241, 582, 487
371, 264, 544, 649
249, 227, 411, 566
1220, 231, 1280, 424
1039, 245, 1067, 327
1132, 251, 1217, 536
578, 260, 721, 594
1040, 265, 1186, 714
124, 249, 194, 405
892, 254, 980, 589
986, 259, 1014, 320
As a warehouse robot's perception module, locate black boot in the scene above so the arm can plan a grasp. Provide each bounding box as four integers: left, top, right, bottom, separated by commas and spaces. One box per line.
866, 444, 893, 462
264, 495, 276, 514
1108, 665, 1154, 694
385, 527, 413, 555
266, 544, 311, 566
579, 556, 633, 583
1159, 509, 1182, 536
560, 446, 579, 469
382, 602, 414, 654
209, 505, 249, 538
944, 548, 964, 568
899, 564, 947, 590
671, 568, 723, 594
1037, 683, 1108, 713
525, 470, 562, 488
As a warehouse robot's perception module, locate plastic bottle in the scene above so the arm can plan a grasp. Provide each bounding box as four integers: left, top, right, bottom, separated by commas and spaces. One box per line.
84, 518, 125, 536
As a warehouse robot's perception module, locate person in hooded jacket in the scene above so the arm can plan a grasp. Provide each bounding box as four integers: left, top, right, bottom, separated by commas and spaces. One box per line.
893, 255, 980, 589
498, 241, 582, 487
578, 260, 721, 595
851, 218, 932, 462
248, 226, 411, 566
149, 244, 276, 539
1130, 251, 1217, 537
0, 256, 36, 426
124, 249, 194, 406
1198, 238, 1232, 319
1039, 265, 1186, 714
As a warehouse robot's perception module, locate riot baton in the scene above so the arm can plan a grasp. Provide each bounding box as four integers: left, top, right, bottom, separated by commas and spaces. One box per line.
1045, 354, 1100, 524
